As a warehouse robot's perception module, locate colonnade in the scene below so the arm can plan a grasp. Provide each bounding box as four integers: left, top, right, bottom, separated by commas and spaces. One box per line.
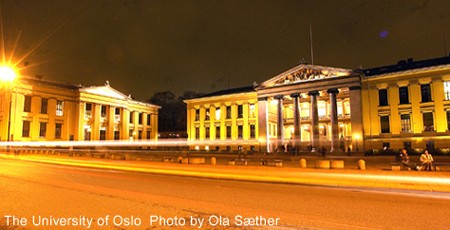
258, 86, 362, 153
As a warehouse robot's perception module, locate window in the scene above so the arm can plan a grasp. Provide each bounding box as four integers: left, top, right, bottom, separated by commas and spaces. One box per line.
249, 104, 256, 118
195, 109, 200, 121
250, 124, 256, 139
237, 105, 243, 118
22, 121, 31, 137
380, 116, 390, 133
39, 122, 47, 137
114, 131, 120, 140
85, 103, 92, 118
147, 114, 151, 125
56, 101, 63, 116
129, 112, 134, 123
237, 125, 243, 139
215, 108, 221, 120
420, 84, 432, 103
226, 106, 231, 119
226, 126, 232, 138
146, 130, 151, 139
138, 130, 143, 139
216, 126, 220, 139
444, 81, 450, 100
24, 95, 32, 112
195, 127, 200, 139
423, 112, 434, 131
41, 98, 48, 114
205, 127, 210, 139
403, 142, 412, 150
400, 114, 411, 133
100, 129, 106, 140
55, 123, 62, 139
205, 108, 210, 121
447, 111, 450, 130
101, 105, 107, 117
399, 86, 409, 104
115, 108, 121, 122
138, 113, 143, 124
378, 89, 388, 106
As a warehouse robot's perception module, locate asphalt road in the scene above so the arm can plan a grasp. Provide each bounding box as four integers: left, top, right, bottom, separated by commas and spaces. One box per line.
1, 158, 450, 230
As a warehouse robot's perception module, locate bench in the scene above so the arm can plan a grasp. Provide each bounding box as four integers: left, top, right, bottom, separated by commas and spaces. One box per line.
390, 162, 402, 171
260, 159, 283, 167
229, 159, 249, 166
162, 156, 173, 162
433, 162, 450, 171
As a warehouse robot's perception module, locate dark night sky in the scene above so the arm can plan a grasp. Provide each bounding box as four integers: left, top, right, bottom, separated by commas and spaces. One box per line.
2, 0, 450, 101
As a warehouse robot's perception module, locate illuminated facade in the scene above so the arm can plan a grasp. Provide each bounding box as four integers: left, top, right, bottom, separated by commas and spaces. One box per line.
186, 55, 450, 153
185, 65, 362, 152
0, 77, 159, 143
362, 56, 450, 151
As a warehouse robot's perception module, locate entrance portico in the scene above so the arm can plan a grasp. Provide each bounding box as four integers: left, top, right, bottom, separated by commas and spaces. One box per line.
256, 64, 362, 153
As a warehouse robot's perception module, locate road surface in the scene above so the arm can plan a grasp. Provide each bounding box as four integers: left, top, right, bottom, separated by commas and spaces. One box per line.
1, 158, 449, 229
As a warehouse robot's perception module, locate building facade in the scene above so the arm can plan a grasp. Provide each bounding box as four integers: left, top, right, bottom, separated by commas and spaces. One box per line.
185, 55, 450, 153
362, 56, 450, 152
0, 77, 159, 143
185, 65, 362, 152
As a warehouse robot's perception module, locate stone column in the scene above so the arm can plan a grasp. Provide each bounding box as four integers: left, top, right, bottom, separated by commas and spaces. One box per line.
291, 93, 301, 149
257, 97, 269, 152
274, 95, 284, 151
327, 89, 339, 152
349, 86, 363, 151
309, 91, 320, 152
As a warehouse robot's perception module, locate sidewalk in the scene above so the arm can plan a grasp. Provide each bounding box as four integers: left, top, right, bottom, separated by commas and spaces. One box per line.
1, 153, 450, 193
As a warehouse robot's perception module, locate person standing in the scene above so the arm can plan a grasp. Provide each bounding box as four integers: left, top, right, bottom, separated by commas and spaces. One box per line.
420, 150, 434, 171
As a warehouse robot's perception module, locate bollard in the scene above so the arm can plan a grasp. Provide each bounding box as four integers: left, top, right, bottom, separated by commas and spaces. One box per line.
211, 157, 216, 165
358, 159, 366, 170
300, 158, 307, 168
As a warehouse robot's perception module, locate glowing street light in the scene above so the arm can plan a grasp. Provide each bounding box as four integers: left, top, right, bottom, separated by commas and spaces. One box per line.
0, 65, 18, 145
0, 66, 16, 82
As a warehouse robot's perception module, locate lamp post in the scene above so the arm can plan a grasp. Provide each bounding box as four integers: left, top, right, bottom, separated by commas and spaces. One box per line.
0, 66, 17, 149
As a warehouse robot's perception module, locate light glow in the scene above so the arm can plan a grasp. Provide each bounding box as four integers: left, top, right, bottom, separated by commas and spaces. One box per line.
0, 66, 16, 82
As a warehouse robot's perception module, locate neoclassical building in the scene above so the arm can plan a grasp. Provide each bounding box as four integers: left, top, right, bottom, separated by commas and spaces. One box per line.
185, 64, 362, 152
185, 55, 450, 153
0, 76, 159, 143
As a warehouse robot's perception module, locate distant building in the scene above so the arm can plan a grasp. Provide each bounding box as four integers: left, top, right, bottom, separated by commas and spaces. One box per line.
0, 77, 159, 143
185, 55, 450, 153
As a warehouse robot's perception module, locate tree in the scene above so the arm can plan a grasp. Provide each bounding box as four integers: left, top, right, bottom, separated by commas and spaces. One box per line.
147, 91, 202, 132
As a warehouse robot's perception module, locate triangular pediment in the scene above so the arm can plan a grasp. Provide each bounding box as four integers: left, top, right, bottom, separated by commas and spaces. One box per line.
79, 83, 128, 100
258, 64, 355, 89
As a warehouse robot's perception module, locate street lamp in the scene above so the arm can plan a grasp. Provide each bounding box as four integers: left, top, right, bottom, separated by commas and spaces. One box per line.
0, 65, 17, 145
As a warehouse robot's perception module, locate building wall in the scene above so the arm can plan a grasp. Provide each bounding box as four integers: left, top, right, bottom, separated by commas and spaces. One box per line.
0, 78, 159, 144
185, 92, 259, 151
362, 66, 450, 151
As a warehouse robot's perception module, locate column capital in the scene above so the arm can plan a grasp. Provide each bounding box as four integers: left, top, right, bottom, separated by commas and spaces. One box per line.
308, 90, 320, 96
274, 95, 284, 100
327, 88, 339, 95
290, 93, 301, 98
